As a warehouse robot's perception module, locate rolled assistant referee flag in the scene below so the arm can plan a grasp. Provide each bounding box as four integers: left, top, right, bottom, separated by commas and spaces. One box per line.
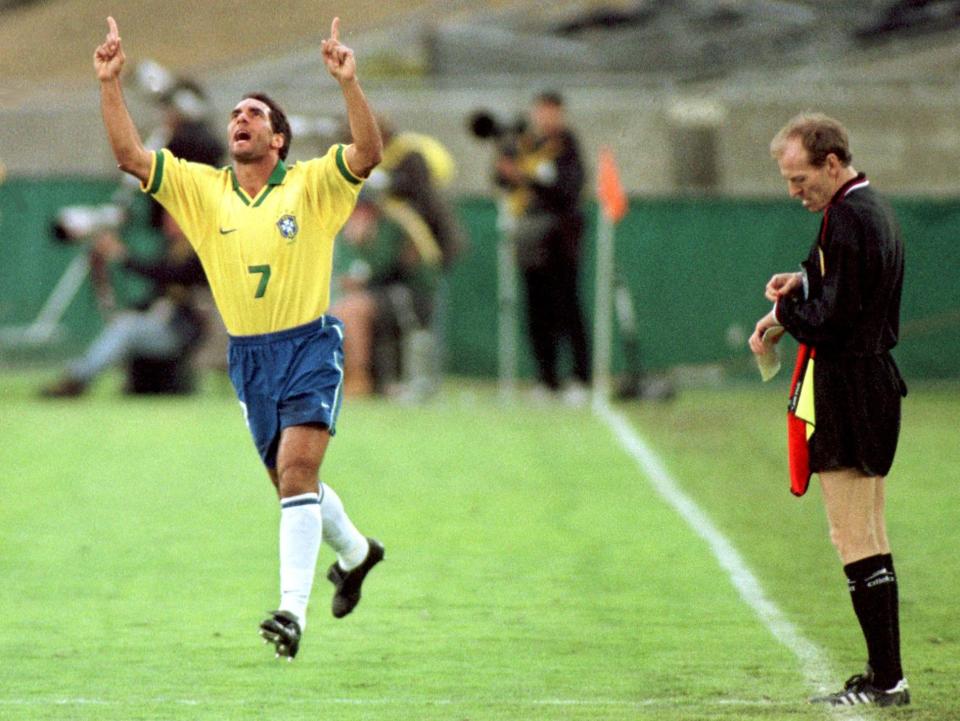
787, 343, 815, 496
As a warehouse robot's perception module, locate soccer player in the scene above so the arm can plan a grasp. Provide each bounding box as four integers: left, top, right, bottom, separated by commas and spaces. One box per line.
93, 15, 384, 660
750, 113, 908, 706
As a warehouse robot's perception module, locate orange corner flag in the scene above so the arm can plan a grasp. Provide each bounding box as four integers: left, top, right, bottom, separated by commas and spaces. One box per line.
597, 146, 628, 224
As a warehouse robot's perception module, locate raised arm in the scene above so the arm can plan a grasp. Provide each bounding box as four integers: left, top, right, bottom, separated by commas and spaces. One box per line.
322, 17, 382, 178
94, 17, 152, 183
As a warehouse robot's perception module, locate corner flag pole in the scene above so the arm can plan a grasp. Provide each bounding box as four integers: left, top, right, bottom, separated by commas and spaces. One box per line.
593, 208, 615, 403
592, 147, 629, 407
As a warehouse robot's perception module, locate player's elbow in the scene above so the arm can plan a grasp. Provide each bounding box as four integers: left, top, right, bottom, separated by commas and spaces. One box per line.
362, 141, 384, 172
116, 149, 152, 185
351, 143, 383, 179
116, 155, 137, 174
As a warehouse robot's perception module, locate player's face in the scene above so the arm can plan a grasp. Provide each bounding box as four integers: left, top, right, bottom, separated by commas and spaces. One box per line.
228, 98, 281, 162
777, 137, 839, 213
530, 102, 564, 137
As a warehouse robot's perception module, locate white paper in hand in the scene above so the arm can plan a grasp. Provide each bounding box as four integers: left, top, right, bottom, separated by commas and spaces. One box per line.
756, 325, 786, 382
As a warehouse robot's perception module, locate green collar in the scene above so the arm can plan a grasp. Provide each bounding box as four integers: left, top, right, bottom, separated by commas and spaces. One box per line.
266, 159, 288, 186
230, 159, 287, 207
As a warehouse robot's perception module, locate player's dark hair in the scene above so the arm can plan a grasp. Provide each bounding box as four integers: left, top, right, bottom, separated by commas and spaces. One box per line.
770, 112, 852, 167
244, 92, 292, 160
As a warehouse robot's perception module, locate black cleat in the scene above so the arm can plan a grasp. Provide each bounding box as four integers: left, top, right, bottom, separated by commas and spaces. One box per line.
258, 610, 301, 660
810, 674, 910, 707
326, 538, 384, 618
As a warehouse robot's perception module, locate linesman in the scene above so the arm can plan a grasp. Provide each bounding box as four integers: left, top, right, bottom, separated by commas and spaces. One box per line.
750, 113, 909, 707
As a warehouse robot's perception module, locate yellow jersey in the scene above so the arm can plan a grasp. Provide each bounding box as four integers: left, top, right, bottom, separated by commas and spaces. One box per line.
142, 144, 363, 335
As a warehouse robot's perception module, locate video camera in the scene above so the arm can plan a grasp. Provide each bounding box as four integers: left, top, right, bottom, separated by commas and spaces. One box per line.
50, 58, 195, 245
467, 109, 528, 151
288, 115, 344, 143
133, 59, 210, 122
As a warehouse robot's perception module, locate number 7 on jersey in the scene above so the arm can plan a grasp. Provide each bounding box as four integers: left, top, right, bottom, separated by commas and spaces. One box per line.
248, 264, 272, 299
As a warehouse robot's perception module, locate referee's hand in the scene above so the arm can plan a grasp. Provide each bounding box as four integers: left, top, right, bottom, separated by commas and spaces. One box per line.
764, 271, 802, 302
749, 310, 780, 355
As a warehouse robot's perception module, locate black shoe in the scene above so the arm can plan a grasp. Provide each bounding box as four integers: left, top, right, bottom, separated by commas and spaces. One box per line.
326, 538, 384, 618
258, 610, 301, 660
810, 674, 910, 707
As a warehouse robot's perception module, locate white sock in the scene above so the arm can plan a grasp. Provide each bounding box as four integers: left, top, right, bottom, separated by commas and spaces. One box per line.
278, 492, 323, 629
319, 483, 369, 571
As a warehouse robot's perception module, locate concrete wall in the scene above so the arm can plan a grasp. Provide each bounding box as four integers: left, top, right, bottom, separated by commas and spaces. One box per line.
5, 78, 960, 198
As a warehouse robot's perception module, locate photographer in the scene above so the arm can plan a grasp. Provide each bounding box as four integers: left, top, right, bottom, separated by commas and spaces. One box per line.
494, 91, 591, 403
41, 209, 207, 398
366, 117, 467, 396
331, 193, 442, 399
41, 67, 224, 398
373, 116, 466, 270
158, 79, 224, 167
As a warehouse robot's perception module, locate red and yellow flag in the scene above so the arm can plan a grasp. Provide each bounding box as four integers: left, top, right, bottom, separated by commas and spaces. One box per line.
787, 344, 816, 496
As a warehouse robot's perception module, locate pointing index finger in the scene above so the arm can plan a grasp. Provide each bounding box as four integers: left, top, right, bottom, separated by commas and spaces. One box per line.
107, 16, 119, 39
330, 16, 340, 43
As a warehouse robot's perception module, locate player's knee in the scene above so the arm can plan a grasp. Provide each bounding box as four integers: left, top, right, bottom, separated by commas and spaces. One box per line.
277, 457, 320, 497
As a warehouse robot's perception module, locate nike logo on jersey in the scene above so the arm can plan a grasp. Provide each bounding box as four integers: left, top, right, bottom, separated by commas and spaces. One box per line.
219, 227, 238, 235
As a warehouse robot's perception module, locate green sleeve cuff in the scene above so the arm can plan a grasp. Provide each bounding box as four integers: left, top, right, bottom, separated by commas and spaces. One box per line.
335, 144, 362, 186
142, 150, 165, 195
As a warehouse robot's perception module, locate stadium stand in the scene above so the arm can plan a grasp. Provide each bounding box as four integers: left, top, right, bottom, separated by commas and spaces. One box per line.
3, 1, 960, 196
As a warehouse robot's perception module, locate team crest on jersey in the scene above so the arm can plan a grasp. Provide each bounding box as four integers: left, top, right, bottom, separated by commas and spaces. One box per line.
277, 214, 299, 242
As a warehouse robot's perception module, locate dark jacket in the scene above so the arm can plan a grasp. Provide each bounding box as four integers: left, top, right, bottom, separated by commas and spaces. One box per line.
499, 129, 587, 269
777, 174, 904, 359
388, 150, 465, 269
125, 253, 208, 351
524, 129, 585, 221
778, 173, 907, 476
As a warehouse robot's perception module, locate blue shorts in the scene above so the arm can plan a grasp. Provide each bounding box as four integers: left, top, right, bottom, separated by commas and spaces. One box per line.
227, 315, 345, 469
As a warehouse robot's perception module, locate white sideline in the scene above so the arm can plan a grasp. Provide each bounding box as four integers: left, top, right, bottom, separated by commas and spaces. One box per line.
0, 696, 802, 709
595, 399, 864, 719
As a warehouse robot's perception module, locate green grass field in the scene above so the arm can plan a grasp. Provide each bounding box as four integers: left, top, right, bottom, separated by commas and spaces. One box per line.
1, 370, 957, 720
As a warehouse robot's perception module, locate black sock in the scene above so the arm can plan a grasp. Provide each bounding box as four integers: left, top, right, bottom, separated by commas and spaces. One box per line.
844, 554, 903, 690
882, 553, 902, 677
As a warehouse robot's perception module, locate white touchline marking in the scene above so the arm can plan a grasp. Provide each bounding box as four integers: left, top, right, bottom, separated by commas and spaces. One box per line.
0, 696, 802, 709
595, 399, 864, 720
